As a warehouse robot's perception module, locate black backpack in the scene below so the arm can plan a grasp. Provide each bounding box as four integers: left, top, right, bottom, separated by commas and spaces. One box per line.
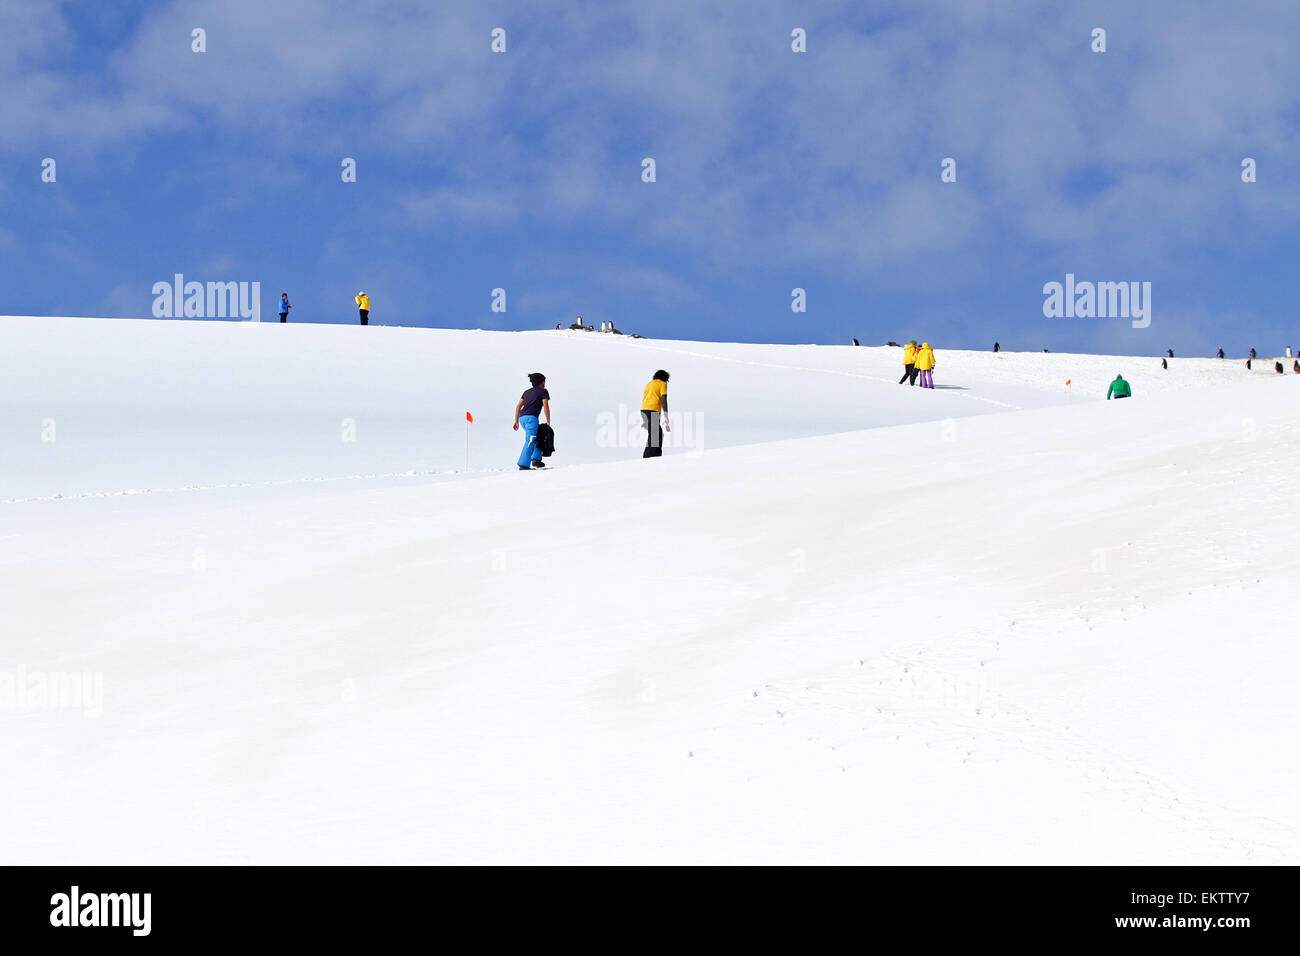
536, 424, 555, 457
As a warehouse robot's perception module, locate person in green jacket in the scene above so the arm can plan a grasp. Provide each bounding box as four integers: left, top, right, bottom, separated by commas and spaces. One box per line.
1107, 373, 1131, 400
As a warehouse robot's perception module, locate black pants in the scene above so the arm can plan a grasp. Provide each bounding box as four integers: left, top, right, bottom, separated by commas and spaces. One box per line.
900, 364, 918, 385
359, 309, 369, 325
642, 410, 663, 457
279, 313, 288, 323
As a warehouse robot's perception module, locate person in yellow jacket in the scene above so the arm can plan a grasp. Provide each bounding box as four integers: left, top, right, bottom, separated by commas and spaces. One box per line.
899, 340, 919, 385
914, 342, 936, 388
640, 369, 670, 458
355, 291, 370, 325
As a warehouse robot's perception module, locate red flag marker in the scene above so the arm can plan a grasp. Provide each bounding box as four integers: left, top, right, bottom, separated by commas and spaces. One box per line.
464, 413, 473, 471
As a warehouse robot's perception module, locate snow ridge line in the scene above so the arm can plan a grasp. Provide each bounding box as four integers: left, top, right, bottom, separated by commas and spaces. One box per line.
611, 338, 1023, 409
0, 467, 506, 505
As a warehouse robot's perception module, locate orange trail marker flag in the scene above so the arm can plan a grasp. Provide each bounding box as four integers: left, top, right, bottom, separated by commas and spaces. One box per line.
465, 412, 474, 471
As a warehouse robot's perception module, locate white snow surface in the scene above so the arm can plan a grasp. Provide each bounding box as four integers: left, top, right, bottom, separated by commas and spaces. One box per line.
2, 316, 1298, 864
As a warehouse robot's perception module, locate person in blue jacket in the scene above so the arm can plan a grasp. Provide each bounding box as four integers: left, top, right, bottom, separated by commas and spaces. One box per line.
278, 293, 291, 322
513, 373, 551, 470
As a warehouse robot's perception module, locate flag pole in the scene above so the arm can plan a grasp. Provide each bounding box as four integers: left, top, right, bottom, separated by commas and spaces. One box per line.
465, 416, 470, 472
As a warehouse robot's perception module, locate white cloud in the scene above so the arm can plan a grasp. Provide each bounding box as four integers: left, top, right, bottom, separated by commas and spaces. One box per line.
397, 187, 519, 227
4, 0, 1300, 284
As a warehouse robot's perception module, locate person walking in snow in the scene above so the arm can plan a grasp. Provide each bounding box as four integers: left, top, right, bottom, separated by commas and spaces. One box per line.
1218, 348, 1225, 359
355, 291, 370, 325
899, 341, 919, 385
641, 369, 670, 458
993, 341, 1000, 353
513, 372, 551, 470
1107, 373, 1131, 400
279, 293, 291, 322
914, 342, 936, 388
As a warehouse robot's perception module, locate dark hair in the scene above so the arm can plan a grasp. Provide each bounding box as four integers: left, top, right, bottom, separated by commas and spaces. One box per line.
653, 369, 670, 382
528, 372, 546, 387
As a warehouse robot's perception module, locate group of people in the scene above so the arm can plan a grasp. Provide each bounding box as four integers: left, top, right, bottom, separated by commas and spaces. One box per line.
899, 340, 937, 388
273, 292, 372, 324
512, 369, 671, 469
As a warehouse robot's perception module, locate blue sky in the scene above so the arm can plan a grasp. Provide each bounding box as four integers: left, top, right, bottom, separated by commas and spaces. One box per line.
2, 0, 1298, 355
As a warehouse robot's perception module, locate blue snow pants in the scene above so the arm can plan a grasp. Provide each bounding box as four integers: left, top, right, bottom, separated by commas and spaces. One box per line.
517, 415, 543, 467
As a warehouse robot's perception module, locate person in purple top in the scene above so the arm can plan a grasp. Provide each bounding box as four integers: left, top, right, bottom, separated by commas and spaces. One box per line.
513, 373, 551, 470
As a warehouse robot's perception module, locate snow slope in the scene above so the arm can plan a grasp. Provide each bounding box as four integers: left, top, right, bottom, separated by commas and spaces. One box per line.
0, 316, 1246, 501
2, 316, 1298, 864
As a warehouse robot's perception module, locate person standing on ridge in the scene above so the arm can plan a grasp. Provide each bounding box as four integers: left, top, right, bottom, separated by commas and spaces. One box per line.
1107, 373, 1131, 400
355, 291, 370, 325
278, 293, 291, 322
641, 369, 670, 458
513, 373, 551, 470
900, 341, 919, 385
1218, 348, 1225, 359
914, 342, 936, 388
993, 341, 1000, 353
